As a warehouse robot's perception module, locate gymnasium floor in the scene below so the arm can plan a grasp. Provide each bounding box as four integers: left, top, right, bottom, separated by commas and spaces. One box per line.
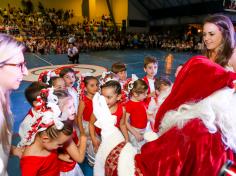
7, 49, 194, 176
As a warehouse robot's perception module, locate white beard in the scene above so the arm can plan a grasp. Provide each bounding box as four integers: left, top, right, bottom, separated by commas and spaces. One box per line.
159, 87, 236, 152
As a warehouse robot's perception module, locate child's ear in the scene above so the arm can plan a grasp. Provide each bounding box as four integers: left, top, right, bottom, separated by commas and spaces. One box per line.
144, 67, 147, 73
32, 100, 38, 108
133, 92, 138, 97
117, 94, 122, 101
41, 133, 50, 143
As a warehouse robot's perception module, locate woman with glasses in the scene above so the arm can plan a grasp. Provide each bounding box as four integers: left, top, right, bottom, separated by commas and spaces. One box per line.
0, 34, 28, 175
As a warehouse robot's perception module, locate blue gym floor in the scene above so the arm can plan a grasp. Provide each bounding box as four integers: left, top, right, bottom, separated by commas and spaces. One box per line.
8, 49, 194, 176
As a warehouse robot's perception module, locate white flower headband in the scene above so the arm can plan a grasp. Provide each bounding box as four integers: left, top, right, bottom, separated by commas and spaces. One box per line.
76, 72, 93, 96
99, 71, 119, 85
19, 87, 65, 146
45, 71, 57, 85
38, 70, 57, 85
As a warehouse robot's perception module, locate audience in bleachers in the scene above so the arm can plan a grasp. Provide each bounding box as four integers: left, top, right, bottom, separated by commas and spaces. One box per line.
0, 4, 202, 55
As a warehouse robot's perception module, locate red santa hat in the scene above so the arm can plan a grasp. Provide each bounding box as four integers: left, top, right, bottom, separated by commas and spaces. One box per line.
154, 55, 236, 131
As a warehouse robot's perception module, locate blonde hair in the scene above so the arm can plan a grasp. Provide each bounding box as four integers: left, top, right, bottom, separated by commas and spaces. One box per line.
0, 34, 25, 152
0, 90, 12, 152
0, 34, 25, 65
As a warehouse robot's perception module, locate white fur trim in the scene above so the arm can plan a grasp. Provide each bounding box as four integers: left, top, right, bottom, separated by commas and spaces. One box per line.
144, 131, 158, 142
159, 87, 236, 152
94, 129, 124, 176
118, 143, 137, 176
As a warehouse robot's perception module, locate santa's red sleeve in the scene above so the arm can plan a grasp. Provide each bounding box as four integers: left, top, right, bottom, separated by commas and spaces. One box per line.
154, 55, 236, 130
136, 118, 236, 176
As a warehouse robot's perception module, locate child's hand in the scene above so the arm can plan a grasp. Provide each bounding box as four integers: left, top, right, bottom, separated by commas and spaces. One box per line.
134, 132, 144, 142
150, 92, 156, 98
58, 153, 73, 163
80, 128, 86, 136
92, 139, 101, 153
78, 134, 87, 146
11, 146, 25, 158
147, 114, 155, 123
125, 138, 129, 143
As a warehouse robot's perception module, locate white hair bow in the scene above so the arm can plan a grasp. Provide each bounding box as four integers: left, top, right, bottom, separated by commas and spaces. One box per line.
128, 74, 139, 92
40, 110, 64, 130
100, 71, 119, 86
18, 87, 64, 146
46, 71, 57, 85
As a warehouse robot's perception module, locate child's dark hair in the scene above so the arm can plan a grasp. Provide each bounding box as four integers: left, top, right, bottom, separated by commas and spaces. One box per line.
59, 67, 75, 78
154, 77, 172, 91
101, 80, 121, 94
131, 79, 148, 95
144, 55, 158, 68
50, 76, 63, 87
84, 76, 98, 86
25, 82, 49, 106
38, 120, 73, 140
111, 62, 127, 74
53, 90, 70, 99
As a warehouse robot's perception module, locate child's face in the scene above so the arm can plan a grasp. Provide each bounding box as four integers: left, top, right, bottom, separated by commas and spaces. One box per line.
63, 72, 76, 88
144, 63, 158, 78
117, 71, 127, 81
160, 84, 170, 92
85, 79, 99, 95
42, 132, 71, 150
53, 78, 66, 91
134, 90, 148, 101
101, 87, 120, 108
59, 97, 76, 120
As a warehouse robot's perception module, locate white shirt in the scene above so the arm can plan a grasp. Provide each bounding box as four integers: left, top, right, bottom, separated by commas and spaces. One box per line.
0, 131, 11, 176
147, 78, 155, 93
67, 87, 79, 113
67, 46, 78, 57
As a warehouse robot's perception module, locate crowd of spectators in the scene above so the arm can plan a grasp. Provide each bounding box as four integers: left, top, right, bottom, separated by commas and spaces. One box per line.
0, 4, 203, 54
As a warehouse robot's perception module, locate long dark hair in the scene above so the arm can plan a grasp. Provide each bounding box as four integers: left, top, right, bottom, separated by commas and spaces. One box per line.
202, 14, 235, 67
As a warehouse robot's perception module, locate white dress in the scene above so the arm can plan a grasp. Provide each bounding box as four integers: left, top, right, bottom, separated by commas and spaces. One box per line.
0, 131, 11, 176
67, 87, 79, 112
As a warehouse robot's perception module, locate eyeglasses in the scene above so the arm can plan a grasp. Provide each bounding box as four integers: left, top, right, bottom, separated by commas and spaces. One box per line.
4, 61, 27, 72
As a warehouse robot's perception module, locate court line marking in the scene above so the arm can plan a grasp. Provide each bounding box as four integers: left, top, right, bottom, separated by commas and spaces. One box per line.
33, 53, 54, 66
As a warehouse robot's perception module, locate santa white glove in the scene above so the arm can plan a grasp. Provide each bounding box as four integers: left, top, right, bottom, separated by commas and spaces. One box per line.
93, 93, 118, 138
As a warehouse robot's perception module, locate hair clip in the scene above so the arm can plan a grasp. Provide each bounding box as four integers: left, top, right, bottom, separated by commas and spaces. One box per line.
127, 74, 138, 92
38, 70, 57, 85
99, 71, 119, 85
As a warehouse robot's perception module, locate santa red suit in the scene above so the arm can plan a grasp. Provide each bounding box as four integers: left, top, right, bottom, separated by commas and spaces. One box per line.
93, 55, 236, 176
136, 55, 236, 176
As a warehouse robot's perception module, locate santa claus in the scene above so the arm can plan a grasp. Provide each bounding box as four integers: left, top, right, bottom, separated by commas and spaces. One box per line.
93, 55, 236, 176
